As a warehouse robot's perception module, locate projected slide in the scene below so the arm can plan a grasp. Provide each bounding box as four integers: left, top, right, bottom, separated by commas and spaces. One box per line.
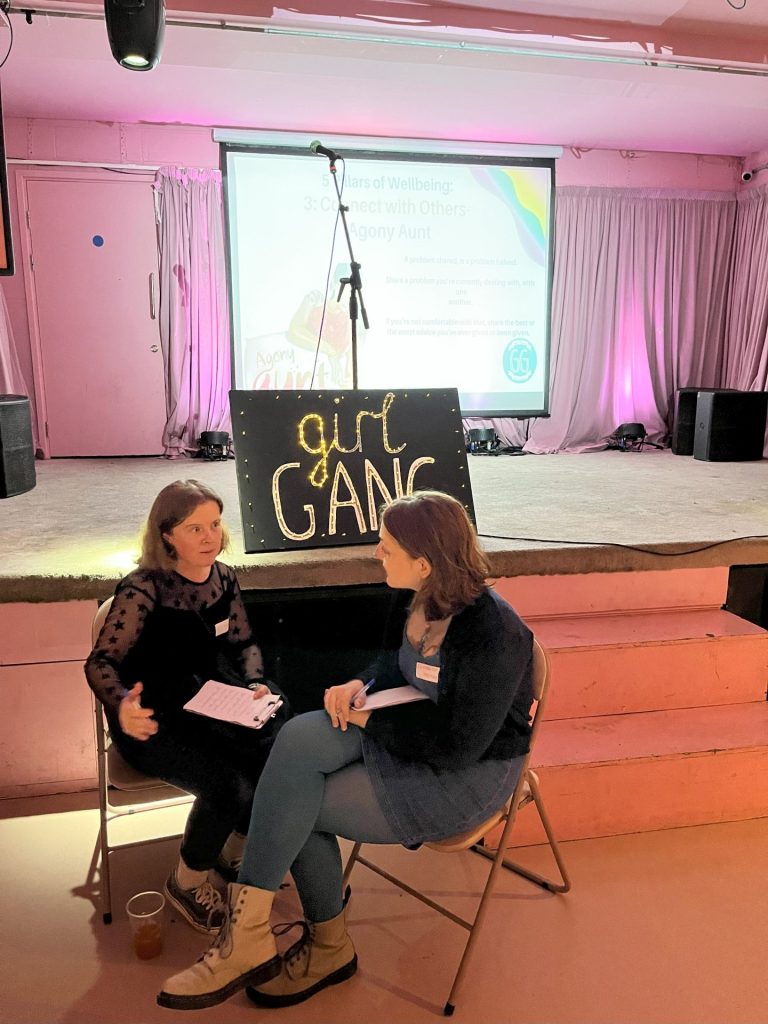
226, 148, 553, 415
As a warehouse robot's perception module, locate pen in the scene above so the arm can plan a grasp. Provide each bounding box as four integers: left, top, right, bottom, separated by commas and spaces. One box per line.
351, 679, 375, 707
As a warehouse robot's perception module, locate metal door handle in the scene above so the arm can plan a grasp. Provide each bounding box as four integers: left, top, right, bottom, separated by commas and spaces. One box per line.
149, 272, 157, 319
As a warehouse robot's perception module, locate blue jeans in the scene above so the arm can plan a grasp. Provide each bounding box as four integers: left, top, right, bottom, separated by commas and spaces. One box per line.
238, 711, 398, 923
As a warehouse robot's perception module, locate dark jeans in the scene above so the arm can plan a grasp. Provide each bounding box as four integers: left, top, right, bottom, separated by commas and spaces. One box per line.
115, 712, 281, 871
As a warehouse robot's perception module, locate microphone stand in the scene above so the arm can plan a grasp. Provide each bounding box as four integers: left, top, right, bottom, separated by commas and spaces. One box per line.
328, 159, 370, 389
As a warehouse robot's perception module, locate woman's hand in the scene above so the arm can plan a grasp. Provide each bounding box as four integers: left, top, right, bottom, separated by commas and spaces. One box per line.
324, 680, 368, 731
118, 682, 158, 741
249, 683, 270, 700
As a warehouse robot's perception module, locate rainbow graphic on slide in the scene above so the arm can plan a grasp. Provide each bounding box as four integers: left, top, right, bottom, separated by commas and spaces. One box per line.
470, 167, 549, 267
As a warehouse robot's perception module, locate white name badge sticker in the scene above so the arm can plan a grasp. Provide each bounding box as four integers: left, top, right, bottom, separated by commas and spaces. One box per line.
416, 662, 440, 684
215, 619, 230, 637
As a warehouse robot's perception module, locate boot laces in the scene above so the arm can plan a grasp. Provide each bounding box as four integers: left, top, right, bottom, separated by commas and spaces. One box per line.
203, 896, 234, 962
273, 920, 313, 980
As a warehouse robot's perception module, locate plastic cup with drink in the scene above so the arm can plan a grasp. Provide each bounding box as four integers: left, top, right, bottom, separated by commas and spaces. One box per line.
126, 890, 165, 960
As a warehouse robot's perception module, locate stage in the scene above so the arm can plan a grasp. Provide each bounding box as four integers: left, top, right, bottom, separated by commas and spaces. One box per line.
1, 449, 767, 603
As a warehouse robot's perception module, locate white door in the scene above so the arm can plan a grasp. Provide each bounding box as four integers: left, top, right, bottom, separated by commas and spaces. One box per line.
24, 174, 167, 456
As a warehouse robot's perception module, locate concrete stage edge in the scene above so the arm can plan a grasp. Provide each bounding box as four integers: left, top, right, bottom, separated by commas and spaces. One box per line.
0, 450, 767, 602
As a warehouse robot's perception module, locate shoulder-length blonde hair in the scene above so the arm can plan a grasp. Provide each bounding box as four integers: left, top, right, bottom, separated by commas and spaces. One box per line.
381, 490, 489, 620
138, 479, 230, 571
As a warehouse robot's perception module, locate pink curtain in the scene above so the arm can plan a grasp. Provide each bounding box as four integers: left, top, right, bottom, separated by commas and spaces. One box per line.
468, 187, 736, 453
154, 167, 231, 458
722, 185, 768, 453
722, 186, 768, 388
0, 285, 38, 450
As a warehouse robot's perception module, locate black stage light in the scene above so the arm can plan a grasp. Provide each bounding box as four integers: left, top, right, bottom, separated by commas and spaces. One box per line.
612, 422, 647, 452
104, 0, 165, 71
198, 431, 232, 461
466, 427, 499, 454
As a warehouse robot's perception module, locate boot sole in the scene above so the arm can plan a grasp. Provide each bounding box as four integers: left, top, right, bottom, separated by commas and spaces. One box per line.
157, 956, 282, 1011
245, 954, 358, 1008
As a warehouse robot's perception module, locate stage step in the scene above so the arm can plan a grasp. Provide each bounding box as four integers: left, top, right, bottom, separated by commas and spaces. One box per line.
491, 587, 768, 849
509, 702, 768, 847
498, 567, 732, 619
531, 608, 768, 719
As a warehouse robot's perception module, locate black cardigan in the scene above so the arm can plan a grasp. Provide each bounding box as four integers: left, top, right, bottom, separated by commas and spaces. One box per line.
360, 588, 534, 770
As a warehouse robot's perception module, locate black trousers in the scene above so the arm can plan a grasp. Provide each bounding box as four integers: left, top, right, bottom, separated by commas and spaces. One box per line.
115, 711, 283, 871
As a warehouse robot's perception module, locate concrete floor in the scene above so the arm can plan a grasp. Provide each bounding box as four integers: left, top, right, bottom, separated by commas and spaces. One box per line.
0, 450, 767, 601
2, 791, 768, 1024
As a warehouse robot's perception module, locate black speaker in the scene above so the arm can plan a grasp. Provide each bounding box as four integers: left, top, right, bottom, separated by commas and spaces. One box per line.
672, 388, 736, 455
693, 390, 768, 462
0, 395, 36, 497
725, 565, 768, 630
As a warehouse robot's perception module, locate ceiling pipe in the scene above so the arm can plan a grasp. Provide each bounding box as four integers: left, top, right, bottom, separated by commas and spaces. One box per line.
10, 1, 768, 79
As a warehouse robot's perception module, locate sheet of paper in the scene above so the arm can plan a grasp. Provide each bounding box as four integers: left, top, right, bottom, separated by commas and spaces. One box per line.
363, 685, 431, 711
183, 680, 281, 729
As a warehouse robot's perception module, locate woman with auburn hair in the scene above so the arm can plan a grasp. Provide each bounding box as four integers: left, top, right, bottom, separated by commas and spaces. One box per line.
159, 490, 534, 1012
86, 480, 287, 935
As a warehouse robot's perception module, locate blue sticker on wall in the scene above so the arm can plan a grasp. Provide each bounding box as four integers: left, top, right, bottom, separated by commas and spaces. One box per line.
92, 235, 104, 247
503, 338, 537, 384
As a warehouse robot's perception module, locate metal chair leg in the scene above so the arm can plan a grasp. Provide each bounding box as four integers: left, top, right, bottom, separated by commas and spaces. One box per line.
342, 842, 362, 887
471, 773, 571, 894
443, 842, 510, 1013
94, 700, 114, 924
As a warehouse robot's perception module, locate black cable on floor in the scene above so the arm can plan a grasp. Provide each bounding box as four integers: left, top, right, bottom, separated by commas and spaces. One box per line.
477, 533, 768, 557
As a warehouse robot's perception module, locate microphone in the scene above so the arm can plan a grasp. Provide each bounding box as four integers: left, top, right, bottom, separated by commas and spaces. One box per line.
309, 140, 341, 162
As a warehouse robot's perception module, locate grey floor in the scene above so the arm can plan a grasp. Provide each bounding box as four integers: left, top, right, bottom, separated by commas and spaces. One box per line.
1, 449, 767, 601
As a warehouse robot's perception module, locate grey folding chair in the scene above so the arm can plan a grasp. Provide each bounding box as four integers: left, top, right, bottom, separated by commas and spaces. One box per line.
342, 637, 570, 1015
91, 597, 193, 923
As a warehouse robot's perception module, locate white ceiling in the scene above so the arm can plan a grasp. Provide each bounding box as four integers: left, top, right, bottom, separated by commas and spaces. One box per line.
1, 0, 767, 156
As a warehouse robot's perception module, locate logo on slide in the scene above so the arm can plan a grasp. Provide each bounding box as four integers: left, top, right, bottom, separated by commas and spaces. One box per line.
503, 339, 536, 384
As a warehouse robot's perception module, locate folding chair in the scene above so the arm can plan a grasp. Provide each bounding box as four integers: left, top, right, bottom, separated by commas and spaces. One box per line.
342, 637, 570, 1015
91, 598, 194, 923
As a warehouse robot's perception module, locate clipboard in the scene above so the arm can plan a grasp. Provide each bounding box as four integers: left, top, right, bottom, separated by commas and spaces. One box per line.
183, 680, 283, 730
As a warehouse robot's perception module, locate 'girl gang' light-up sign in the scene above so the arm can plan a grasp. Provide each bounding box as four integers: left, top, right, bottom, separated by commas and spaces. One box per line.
230, 389, 474, 552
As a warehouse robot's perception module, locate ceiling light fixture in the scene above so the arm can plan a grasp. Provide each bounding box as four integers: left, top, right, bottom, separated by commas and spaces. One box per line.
104, 0, 165, 71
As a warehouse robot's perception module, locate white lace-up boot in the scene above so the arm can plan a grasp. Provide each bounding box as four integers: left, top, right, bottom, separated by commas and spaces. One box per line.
157, 883, 280, 1010
246, 907, 357, 1008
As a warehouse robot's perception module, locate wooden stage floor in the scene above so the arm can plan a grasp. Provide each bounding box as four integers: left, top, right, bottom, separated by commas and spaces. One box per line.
1, 449, 767, 602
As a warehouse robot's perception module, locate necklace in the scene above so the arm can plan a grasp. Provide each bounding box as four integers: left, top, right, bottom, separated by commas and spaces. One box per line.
410, 608, 450, 656
418, 622, 433, 657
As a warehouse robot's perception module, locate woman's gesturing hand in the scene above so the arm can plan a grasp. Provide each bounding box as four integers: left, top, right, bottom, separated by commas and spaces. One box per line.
324, 680, 368, 731
118, 682, 159, 741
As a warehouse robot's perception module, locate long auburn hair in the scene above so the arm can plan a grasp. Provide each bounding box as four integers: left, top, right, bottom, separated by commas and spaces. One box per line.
138, 479, 230, 571
381, 491, 489, 620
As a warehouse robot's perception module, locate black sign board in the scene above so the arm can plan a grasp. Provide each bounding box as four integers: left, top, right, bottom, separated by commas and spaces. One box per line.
230, 388, 474, 553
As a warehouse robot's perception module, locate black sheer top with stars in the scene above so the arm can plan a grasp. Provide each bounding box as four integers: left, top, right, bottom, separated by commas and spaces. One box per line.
85, 562, 265, 726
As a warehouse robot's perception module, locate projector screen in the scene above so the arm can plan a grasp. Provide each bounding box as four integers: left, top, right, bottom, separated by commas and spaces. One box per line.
224, 141, 554, 416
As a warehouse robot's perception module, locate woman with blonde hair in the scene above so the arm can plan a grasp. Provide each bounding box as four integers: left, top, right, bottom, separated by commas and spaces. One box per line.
159, 490, 533, 1011
86, 480, 286, 934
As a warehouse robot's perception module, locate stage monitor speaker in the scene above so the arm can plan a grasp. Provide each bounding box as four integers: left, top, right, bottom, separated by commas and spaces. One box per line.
693, 390, 768, 462
0, 395, 36, 497
672, 388, 736, 456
